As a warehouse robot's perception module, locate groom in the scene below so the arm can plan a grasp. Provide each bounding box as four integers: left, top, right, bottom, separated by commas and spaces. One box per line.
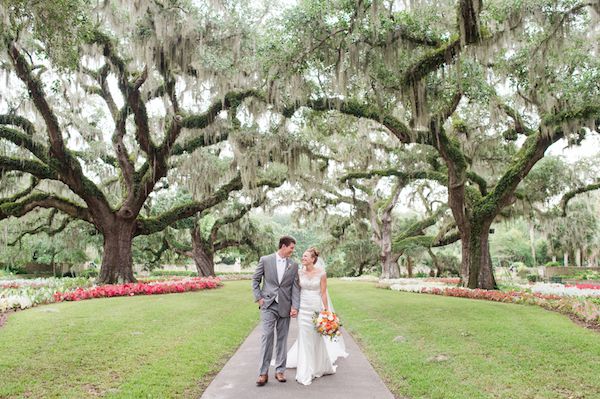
252, 235, 300, 386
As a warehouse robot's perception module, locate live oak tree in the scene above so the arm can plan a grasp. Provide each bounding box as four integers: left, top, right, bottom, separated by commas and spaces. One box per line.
260, 0, 600, 288
145, 187, 280, 277
0, 0, 286, 283
287, 114, 458, 278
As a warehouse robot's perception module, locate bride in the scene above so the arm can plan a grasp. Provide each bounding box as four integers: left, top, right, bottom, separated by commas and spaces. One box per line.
286, 247, 348, 385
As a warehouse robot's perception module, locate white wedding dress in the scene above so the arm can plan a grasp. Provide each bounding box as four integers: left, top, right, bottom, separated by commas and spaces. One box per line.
286, 267, 349, 385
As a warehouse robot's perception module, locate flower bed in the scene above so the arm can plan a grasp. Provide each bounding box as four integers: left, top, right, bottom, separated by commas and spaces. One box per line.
0, 277, 93, 290
530, 283, 600, 298
424, 277, 461, 285
387, 284, 599, 327
570, 283, 600, 290
54, 277, 221, 302
340, 275, 380, 282
1, 277, 221, 313
1, 277, 95, 312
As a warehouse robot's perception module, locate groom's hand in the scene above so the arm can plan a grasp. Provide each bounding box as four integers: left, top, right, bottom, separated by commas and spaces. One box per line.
257, 298, 264, 308
290, 307, 298, 318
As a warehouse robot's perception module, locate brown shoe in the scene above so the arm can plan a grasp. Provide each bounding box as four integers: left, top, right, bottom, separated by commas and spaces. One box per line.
256, 374, 268, 386
275, 372, 287, 382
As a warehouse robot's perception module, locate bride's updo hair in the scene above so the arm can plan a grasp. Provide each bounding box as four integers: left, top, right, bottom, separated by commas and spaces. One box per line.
307, 247, 320, 263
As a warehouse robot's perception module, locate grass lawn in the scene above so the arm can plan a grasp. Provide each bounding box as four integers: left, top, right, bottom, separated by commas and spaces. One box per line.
2, 279, 599, 398
0, 280, 258, 398
329, 280, 600, 399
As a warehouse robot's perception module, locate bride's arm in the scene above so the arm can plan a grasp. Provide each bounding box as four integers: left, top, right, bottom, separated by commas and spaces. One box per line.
320, 271, 328, 311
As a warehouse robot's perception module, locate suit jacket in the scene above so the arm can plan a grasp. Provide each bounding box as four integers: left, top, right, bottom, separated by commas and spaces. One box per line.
252, 253, 300, 318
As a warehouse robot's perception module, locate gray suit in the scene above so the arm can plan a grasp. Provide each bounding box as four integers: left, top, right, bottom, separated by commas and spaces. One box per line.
252, 253, 300, 375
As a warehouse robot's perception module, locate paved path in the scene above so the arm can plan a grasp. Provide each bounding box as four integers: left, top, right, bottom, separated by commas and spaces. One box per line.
200, 319, 396, 399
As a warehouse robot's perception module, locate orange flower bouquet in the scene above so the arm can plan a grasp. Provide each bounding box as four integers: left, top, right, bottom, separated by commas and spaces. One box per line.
313, 310, 342, 340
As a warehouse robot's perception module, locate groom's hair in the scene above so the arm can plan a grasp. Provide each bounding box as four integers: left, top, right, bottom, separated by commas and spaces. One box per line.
278, 235, 296, 249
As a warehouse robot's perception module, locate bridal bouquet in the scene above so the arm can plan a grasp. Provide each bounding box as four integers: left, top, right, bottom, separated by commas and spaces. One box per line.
313, 310, 342, 340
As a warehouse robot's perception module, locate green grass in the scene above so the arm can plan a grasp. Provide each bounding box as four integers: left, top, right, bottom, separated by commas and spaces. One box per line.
3, 279, 599, 398
0, 280, 258, 398
329, 280, 600, 399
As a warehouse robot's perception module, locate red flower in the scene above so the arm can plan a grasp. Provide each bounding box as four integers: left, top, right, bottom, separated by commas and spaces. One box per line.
53, 277, 222, 302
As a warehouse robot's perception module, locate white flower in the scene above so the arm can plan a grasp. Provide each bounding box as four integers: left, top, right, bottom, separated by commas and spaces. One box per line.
530, 283, 600, 298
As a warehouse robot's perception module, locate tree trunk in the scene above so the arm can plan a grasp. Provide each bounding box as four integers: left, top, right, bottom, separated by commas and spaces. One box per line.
192, 245, 215, 277
191, 228, 215, 277
428, 248, 441, 277
379, 229, 399, 279
381, 251, 400, 279
576, 248, 582, 267
406, 256, 413, 278
529, 223, 537, 267
99, 220, 137, 284
563, 252, 569, 267
356, 263, 365, 277
463, 223, 497, 289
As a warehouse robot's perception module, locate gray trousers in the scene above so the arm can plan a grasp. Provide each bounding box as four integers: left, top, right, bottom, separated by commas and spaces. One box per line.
258, 301, 290, 375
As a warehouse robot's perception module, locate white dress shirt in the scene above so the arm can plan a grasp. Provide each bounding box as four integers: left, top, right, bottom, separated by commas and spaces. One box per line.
275, 253, 287, 302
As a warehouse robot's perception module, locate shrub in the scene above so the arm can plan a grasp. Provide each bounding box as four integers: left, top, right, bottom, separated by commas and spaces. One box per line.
6, 265, 27, 275
150, 270, 198, 277
218, 255, 237, 265
545, 261, 561, 267
78, 269, 98, 279
0, 269, 14, 278
415, 271, 428, 278
526, 274, 540, 282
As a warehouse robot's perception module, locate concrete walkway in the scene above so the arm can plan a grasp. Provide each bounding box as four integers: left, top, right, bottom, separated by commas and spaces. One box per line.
200, 319, 396, 399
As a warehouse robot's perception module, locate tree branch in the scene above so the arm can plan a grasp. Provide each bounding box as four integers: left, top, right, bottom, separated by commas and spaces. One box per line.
0, 156, 56, 179
136, 174, 283, 236
7, 40, 112, 213
7, 41, 67, 162
112, 106, 136, 198
282, 97, 430, 145
0, 126, 49, 163
0, 114, 36, 136
0, 176, 39, 205
341, 169, 447, 185
180, 90, 263, 129
0, 193, 92, 222
210, 196, 268, 242
8, 212, 74, 246
560, 181, 600, 216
